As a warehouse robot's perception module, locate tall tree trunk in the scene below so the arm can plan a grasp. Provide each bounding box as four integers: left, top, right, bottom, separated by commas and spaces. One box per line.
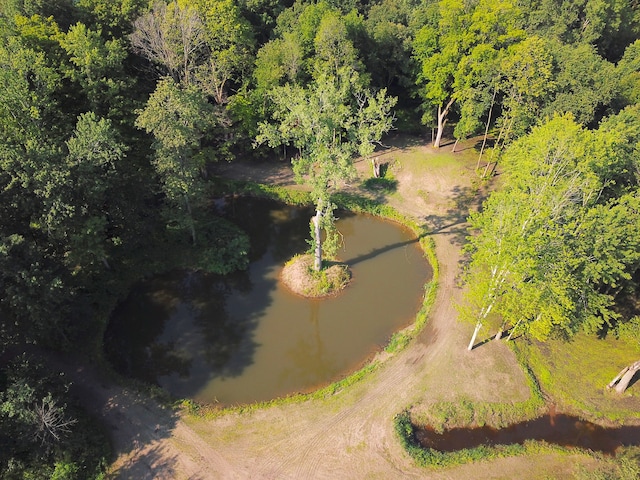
184, 193, 196, 245
433, 97, 455, 149
312, 206, 323, 271
468, 321, 482, 351
477, 85, 497, 171
371, 157, 381, 178
506, 315, 528, 341
608, 360, 640, 393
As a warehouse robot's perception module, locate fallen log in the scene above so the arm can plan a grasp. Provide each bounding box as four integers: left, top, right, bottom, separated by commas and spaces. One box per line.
607, 359, 640, 393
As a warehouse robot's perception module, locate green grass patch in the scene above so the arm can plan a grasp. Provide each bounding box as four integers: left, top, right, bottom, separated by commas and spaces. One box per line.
395, 335, 550, 468
521, 334, 640, 423
574, 447, 640, 480
395, 333, 640, 469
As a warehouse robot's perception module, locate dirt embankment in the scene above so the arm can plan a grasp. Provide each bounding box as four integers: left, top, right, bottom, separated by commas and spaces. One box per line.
65, 137, 577, 479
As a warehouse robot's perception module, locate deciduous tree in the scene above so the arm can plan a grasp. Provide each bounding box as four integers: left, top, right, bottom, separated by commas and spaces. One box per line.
413, 0, 525, 147
257, 68, 396, 270
130, 0, 207, 85
136, 77, 215, 245
464, 113, 640, 350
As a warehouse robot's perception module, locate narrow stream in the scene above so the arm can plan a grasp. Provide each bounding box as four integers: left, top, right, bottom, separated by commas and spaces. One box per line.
415, 412, 640, 455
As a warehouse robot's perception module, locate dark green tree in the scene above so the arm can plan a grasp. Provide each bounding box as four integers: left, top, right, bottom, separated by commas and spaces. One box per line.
136, 77, 215, 245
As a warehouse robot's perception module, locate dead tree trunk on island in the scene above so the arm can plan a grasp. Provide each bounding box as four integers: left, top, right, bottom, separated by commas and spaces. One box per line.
312, 205, 323, 271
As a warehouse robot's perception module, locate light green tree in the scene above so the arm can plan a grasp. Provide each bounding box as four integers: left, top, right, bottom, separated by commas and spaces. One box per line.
58, 22, 128, 114
464, 113, 640, 349
616, 40, 640, 108
257, 68, 396, 270
192, 0, 255, 104
413, 0, 525, 148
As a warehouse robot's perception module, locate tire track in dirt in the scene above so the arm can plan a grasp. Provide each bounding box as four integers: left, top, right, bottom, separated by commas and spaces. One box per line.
248, 221, 464, 479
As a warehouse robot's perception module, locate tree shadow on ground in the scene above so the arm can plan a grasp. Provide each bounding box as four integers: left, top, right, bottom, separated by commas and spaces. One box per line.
422, 181, 489, 284
12, 348, 186, 479
423, 185, 478, 244
359, 174, 398, 204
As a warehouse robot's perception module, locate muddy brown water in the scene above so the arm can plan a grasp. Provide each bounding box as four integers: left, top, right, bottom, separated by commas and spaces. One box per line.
415, 411, 640, 455
104, 197, 432, 405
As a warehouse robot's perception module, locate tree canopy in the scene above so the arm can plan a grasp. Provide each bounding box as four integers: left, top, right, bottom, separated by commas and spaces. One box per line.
463, 109, 640, 347
0, 0, 638, 475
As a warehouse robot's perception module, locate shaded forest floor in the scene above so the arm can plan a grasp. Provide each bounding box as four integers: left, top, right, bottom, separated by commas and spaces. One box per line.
70, 135, 630, 479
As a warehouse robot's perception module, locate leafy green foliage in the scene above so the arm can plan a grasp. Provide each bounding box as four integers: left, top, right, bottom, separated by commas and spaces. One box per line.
543, 41, 618, 126
136, 77, 215, 244
464, 112, 640, 342
0, 0, 637, 475
257, 67, 396, 269
617, 40, 640, 107
413, 0, 525, 140
0, 355, 109, 479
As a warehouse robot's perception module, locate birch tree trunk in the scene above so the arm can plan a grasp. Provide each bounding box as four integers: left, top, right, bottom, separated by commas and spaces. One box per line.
468, 321, 482, 351
433, 98, 455, 149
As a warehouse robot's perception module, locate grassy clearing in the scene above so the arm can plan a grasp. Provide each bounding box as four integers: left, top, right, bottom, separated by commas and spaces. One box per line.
409, 340, 546, 434
522, 334, 640, 423
396, 332, 640, 471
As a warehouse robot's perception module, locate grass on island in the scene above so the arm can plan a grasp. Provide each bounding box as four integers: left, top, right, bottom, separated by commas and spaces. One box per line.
281, 254, 351, 298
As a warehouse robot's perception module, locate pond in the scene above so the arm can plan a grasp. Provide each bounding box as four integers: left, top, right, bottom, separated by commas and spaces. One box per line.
104, 197, 432, 405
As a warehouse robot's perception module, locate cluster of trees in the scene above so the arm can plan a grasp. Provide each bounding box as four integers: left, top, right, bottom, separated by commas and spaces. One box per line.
0, 0, 638, 475
464, 110, 640, 346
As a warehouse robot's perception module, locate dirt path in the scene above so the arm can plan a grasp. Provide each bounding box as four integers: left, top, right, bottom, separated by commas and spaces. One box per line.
71, 137, 577, 479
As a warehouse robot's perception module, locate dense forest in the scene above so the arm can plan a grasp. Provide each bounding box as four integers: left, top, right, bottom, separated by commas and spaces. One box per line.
0, 0, 639, 477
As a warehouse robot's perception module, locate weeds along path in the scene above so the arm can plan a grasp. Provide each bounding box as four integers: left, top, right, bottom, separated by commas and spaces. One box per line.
84, 137, 544, 479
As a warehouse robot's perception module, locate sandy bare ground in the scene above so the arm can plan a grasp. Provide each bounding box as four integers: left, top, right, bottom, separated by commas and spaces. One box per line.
66, 136, 591, 479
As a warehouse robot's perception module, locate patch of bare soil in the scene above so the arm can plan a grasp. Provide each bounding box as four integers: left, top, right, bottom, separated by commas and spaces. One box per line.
68, 135, 593, 479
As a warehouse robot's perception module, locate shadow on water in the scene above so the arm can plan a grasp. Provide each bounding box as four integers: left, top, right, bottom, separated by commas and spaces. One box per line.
104, 198, 311, 400
105, 197, 432, 405
103, 267, 267, 399
415, 413, 640, 455
345, 237, 420, 267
